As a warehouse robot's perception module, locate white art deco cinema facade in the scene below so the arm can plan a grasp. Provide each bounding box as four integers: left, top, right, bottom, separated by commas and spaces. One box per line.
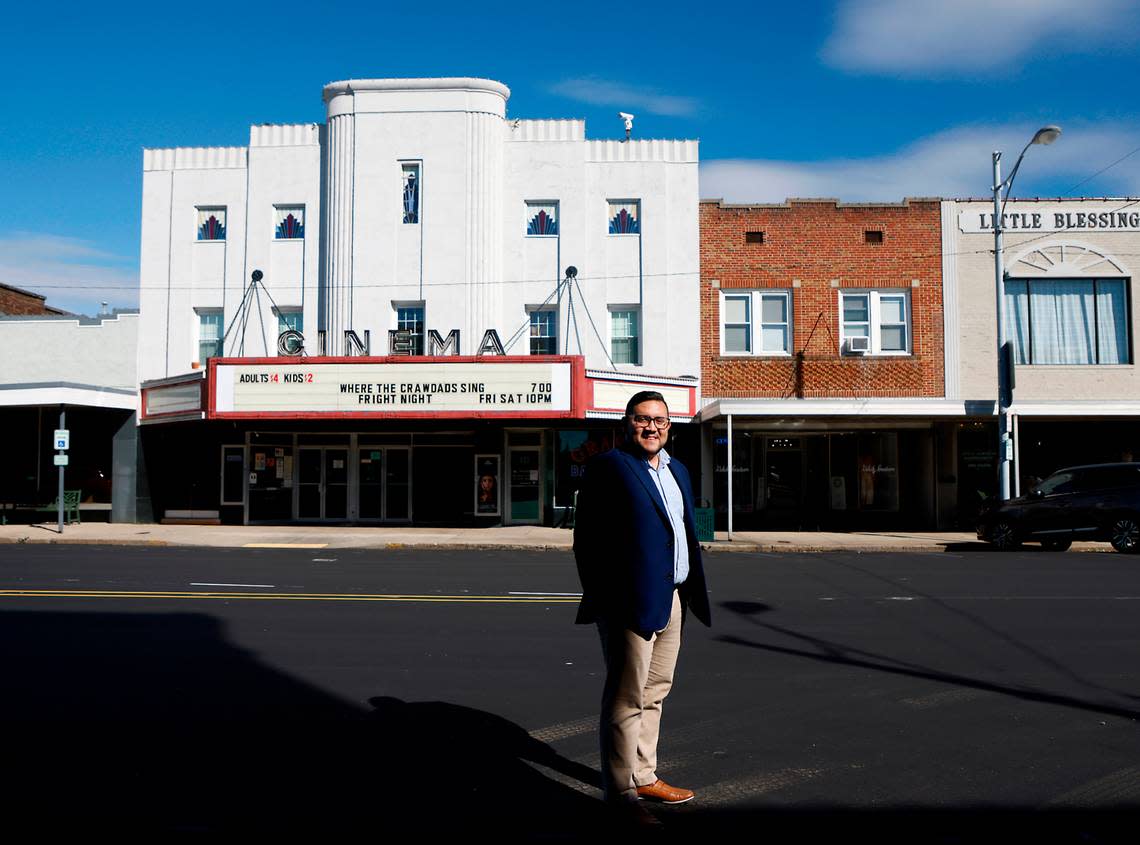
138, 78, 700, 525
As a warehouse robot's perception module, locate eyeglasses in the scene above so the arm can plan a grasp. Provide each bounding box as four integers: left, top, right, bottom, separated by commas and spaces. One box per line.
630, 414, 671, 429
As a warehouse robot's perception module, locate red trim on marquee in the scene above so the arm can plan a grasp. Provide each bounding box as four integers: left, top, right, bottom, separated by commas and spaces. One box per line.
140, 378, 207, 421
586, 379, 697, 416
206, 355, 590, 421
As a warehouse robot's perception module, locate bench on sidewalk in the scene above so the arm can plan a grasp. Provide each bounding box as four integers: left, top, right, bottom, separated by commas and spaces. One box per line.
35, 490, 82, 525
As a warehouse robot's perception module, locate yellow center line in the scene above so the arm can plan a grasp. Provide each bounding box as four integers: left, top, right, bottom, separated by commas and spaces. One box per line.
242, 543, 329, 549
0, 589, 578, 604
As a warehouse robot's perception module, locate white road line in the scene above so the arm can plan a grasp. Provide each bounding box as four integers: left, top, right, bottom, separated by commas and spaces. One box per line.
510, 591, 583, 596
190, 582, 276, 588
242, 543, 328, 549
312, 558, 337, 562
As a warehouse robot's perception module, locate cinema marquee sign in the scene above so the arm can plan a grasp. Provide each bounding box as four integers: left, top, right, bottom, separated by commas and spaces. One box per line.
209, 358, 581, 419
959, 205, 1140, 234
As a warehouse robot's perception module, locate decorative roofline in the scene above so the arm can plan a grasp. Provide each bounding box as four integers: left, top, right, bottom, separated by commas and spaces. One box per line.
323, 77, 510, 102
701, 197, 941, 209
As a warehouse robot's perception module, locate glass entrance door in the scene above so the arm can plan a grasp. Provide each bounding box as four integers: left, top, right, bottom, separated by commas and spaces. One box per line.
297, 447, 348, 521
385, 448, 410, 521
761, 437, 804, 528
324, 448, 348, 519
508, 448, 541, 524
359, 449, 384, 520
357, 447, 410, 522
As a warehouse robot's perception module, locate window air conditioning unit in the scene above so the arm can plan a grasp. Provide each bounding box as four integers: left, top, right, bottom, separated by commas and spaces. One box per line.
845, 336, 870, 354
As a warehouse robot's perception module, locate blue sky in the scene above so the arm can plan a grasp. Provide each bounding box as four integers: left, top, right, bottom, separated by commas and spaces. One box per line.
3, 0, 1139, 315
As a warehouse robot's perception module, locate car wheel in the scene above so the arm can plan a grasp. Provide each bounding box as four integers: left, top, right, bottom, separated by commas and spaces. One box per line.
1109, 516, 1140, 553
990, 520, 1021, 550
1040, 539, 1072, 552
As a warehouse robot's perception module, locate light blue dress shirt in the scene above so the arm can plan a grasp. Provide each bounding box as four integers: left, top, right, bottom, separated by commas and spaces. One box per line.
644, 448, 690, 585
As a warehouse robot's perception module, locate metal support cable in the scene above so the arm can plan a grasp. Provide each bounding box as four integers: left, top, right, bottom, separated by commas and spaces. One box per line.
573, 276, 617, 371
503, 277, 564, 353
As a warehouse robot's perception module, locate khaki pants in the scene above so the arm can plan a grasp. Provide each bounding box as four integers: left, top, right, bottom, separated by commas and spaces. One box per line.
596, 590, 683, 801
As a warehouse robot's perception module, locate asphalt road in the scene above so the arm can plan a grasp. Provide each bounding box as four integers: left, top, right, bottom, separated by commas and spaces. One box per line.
2, 544, 1138, 841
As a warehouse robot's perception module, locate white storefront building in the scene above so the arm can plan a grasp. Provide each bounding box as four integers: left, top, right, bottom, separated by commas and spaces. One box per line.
137, 78, 700, 525
943, 197, 1140, 521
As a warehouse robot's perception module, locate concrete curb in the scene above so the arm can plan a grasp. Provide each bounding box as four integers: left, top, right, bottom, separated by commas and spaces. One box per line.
0, 535, 1117, 553
0, 524, 1119, 554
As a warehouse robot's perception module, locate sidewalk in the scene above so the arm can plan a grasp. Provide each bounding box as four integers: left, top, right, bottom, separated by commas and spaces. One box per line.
0, 521, 1114, 553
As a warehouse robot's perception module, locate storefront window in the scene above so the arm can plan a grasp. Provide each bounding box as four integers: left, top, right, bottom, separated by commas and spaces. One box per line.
247, 444, 294, 522
713, 430, 753, 527
828, 432, 899, 512
957, 422, 997, 526
556, 430, 615, 507
855, 433, 898, 510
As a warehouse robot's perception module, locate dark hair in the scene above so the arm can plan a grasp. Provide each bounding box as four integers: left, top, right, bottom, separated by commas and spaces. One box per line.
624, 390, 668, 416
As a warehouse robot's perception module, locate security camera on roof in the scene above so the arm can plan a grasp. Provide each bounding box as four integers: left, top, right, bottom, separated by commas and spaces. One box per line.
618, 112, 634, 141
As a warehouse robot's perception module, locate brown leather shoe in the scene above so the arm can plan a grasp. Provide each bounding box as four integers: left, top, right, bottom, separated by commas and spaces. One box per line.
636, 779, 695, 804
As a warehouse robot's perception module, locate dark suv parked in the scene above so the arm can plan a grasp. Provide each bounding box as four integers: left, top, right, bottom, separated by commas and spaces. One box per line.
977, 463, 1140, 552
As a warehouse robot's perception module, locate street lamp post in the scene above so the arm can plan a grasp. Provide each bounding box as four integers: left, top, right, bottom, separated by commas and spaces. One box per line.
992, 125, 1061, 501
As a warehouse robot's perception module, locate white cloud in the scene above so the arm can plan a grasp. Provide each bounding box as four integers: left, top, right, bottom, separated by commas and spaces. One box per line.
0, 233, 138, 316
822, 0, 1137, 75
700, 124, 1140, 204
548, 78, 698, 117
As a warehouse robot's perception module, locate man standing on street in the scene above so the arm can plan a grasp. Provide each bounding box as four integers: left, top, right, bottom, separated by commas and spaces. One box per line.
573, 390, 711, 812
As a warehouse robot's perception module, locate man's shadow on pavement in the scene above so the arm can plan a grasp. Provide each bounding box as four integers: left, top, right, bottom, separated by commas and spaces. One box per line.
0, 609, 605, 836
364, 695, 602, 817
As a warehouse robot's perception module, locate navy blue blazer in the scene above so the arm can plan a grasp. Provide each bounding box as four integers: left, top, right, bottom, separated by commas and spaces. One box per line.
573, 445, 711, 634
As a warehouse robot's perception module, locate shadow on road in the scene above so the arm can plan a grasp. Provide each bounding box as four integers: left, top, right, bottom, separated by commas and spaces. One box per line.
0, 609, 603, 836
3, 607, 1135, 842
715, 601, 1140, 723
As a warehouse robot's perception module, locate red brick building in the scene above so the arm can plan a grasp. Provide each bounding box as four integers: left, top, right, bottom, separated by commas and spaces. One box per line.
0, 283, 68, 316
697, 198, 956, 531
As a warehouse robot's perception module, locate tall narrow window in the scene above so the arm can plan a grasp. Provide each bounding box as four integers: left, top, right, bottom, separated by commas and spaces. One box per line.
841, 293, 871, 345
197, 310, 224, 364
529, 309, 557, 355
402, 164, 420, 224
758, 292, 791, 354
274, 205, 305, 240
196, 207, 226, 241
722, 295, 752, 353
526, 202, 559, 236
608, 200, 640, 234
610, 308, 640, 364
277, 308, 302, 335
396, 305, 424, 354
276, 309, 303, 356
878, 293, 908, 352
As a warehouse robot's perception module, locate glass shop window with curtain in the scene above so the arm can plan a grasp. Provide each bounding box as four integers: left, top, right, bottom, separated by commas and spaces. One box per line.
1004, 277, 1131, 364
